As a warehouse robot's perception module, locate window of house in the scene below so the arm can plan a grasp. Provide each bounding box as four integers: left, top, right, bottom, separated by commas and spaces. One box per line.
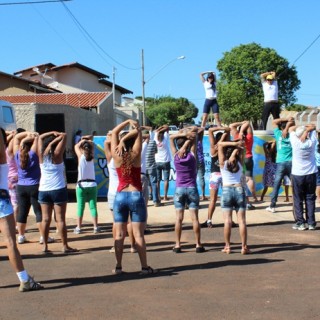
2, 106, 14, 124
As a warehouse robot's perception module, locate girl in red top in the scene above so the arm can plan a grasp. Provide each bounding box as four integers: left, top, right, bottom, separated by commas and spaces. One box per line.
111, 119, 157, 276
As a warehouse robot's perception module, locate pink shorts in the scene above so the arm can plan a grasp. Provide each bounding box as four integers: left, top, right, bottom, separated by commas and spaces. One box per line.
209, 172, 222, 190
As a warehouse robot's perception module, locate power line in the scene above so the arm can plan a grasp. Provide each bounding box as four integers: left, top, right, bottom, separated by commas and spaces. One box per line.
292, 32, 320, 66
59, 1, 140, 71
0, 0, 71, 5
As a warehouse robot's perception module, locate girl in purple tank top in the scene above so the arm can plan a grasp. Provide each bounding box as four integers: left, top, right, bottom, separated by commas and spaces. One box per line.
170, 127, 205, 254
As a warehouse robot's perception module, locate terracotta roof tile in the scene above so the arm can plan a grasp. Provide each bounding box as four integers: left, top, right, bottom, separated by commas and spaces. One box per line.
0, 92, 110, 109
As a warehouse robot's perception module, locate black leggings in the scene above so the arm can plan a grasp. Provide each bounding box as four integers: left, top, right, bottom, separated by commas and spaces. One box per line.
262, 101, 280, 130
16, 184, 42, 223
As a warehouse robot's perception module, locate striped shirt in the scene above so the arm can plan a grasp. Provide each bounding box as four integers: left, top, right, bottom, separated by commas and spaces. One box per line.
146, 140, 157, 170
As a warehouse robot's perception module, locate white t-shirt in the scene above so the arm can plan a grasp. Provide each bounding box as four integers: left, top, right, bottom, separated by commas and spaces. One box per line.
203, 81, 217, 99
39, 159, 66, 191
154, 132, 171, 163
262, 80, 278, 102
290, 130, 317, 176
107, 158, 119, 196
77, 154, 96, 188
220, 161, 243, 185
141, 140, 148, 174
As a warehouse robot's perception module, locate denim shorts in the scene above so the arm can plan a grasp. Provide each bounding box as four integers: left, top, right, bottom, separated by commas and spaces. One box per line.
156, 161, 171, 181
0, 189, 13, 218
113, 191, 147, 223
209, 172, 223, 190
221, 186, 246, 211
38, 187, 68, 205
174, 187, 199, 210
203, 99, 219, 114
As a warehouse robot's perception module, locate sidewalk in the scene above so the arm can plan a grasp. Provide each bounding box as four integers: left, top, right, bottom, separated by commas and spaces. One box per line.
1, 190, 320, 320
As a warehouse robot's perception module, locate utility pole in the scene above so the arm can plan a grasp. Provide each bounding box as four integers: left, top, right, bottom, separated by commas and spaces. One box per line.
141, 49, 146, 125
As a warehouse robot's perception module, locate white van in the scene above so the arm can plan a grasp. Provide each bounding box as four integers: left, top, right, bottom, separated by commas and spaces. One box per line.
0, 100, 16, 130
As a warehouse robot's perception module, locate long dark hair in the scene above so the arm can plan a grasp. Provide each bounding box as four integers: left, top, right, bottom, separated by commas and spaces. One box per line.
225, 146, 240, 173
82, 141, 93, 161
20, 142, 32, 169
41, 134, 56, 162
0, 128, 7, 146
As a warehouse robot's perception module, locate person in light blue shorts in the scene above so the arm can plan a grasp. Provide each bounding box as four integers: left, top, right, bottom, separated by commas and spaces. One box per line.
0, 128, 43, 292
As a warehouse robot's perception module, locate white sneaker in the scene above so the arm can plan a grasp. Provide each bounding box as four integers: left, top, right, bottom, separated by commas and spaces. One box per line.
39, 236, 55, 244
266, 206, 275, 213
17, 235, 26, 244
73, 227, 81, 234
93, 227, 102, 234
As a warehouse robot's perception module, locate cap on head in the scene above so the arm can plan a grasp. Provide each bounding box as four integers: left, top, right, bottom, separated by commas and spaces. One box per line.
266, 75, 274, 80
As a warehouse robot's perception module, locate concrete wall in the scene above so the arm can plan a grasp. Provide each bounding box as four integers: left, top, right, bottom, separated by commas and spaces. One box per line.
14, 97, 133, 158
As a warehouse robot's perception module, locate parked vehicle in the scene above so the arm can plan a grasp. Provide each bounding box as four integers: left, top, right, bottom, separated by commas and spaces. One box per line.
0, 100, 16, 130
168, 125, 178, 131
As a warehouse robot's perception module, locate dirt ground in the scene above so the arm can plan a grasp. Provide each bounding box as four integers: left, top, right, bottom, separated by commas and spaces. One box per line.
1, 194, 320, 320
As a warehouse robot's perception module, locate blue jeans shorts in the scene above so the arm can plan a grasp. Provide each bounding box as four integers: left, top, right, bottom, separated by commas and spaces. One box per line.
174, 187, 199, 210
156, 161, 171, 181
221, 186, 246, 211
0, 189, 13, 218
38, 187, 68, 205
203, 99, 220, 114
113, 191, 147, 223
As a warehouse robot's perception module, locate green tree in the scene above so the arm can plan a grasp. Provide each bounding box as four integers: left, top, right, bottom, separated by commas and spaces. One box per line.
285, 104, 307, 112
145, 96, 198, 126
216, 42, 301, 126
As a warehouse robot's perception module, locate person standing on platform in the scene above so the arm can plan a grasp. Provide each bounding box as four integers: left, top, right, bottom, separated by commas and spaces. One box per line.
260, 71, 280, 130
200, 71, 222, 128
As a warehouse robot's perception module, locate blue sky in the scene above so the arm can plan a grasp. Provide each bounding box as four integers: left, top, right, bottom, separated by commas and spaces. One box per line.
1, 0, 320, 123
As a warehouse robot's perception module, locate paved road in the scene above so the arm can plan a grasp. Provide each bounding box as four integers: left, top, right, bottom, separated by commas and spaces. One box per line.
1, 192, 320, 320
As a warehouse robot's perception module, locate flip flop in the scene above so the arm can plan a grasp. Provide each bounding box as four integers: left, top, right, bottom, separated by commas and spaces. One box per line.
140, 266, 158, 275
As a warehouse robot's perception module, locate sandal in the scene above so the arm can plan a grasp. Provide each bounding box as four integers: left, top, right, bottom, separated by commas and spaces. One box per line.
241, 246, 251, 255
221, 246, 231, 254
196, 246, 206, 253
62, 247, 78, 254
172, 247, 182, 253
112, 266, 122, 275
140, 266, 158, 275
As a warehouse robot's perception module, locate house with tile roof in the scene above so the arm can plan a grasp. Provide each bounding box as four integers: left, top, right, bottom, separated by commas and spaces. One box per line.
0, 62, 141, 157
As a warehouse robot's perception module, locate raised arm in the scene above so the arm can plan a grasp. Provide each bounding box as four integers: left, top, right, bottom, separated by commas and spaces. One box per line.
260, 71, 276, 81
74, 138, 93, 159
229, 121, 245, 138
200, 71, 215, 83
104, 131, 112, 163
218, 140, 244, 168
39, 131, 66, 163
13, 131, 29, 155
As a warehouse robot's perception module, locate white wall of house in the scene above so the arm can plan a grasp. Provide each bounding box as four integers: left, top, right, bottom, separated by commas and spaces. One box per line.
53, 68, 108, 93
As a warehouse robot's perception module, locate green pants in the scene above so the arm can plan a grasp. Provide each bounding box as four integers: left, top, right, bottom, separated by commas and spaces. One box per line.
76, 186, 98, 218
